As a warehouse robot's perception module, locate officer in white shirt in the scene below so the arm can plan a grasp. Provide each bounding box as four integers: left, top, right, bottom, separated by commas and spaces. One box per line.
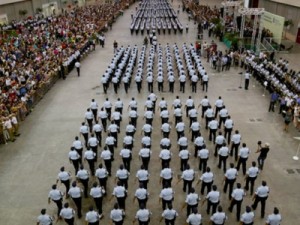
210, 206, 227, 225
80, 122, 89, 148
76, 165, 90, 198
69, 147, 80, 173
160, 148, 172, 169
224, 115, 234, 143
84, 148, 96, 175
126, 122, 136, 137
198, 166, 214, 195
88, 133, 99, 157
204, 106, 214, 129
100, 147, 112, 175
59, 203, 75, 225
85, 206, 101, 225
179, 164, 195, 193
172, 96, 182, 109
198, 145, 209, 172
194, 134, 205, 158
160, 203, 178, 225
179, 148, 190, 171
223, 163, 238, 199
103, 98, 112, 120
95, 163, 108, 190
85, 108, 94, 133
139, 146, 152, 170
190, 119, 200, 142
134, 183, 149, 208
203, 185, 220, 215
68, 181, 83, 218
159, 183, 175, 210
112, 181, 127, 210
48, 184, 63, 217
141, 123, 152, 137
228, 183, 246, 221
244, 70, 251, 90
136, 164, 150, 189
107, 120, 119, 147
73, 136, 84, 164
186, 207, 202, 225
231, 130, 241, 161
120, 147, 132, 171
57, 167, 71, 196
144, 110, 154, 125
208, 119, 218, 143
199, 95, 210, 118
37, 208, 53, 225
188, 108, 197, 127
214, 131, 226, 157
133, 203, 151, 225
115, 164, 130, 189
112, 110, 122, 127
236, 143, 250, 175
98, 107, 108, 132
90, 99, 98, 121
214, 96, 224, 118
244, 161, 259, 195
266, 207, 281, 225
110, 202, 125, 225
161, 123, 171, 138
90, 182, 105, 215
175, 119, 185, 140
115, 98, 124, 115
160, 109, 170, 124
218, 106, 228, 129
218, 143, 229, 173
142, 136, 152, 149
182, 187, 200, 218
240, 205, 254, 225
93, 122, 103, 147
251, 181, 269, 218
105, 133, 116, 160
129, 109, 138, 127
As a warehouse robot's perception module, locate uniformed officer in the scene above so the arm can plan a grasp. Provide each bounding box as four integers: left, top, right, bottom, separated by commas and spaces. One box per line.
210, 206, 227, 225
73, 136, 84, 165
244, 161, 259, 195
120, 147, 132, 172
190, 119, 200, 142
198, 146, 209, 173
48, 184, 63, 217
37, 208, 53, 225
134, 183, 149, 208
57, 167, 71, 197
90, 182, 105, 215
175, 119, 185, 140
93, 122, 103, 147
69, 147, 80, 173
240, 206, 254, 225
228, 183, 246, 221
111, 181, 127, 210
90, 99, 98, 122
218, 143, 229, 173
103, 98, 112, 120
160, 165, 173, 188
159, 183, 175, 210
98, 107, 108, 132
198, 166, 214, 195
236, 143, 250, 175
265, 207, 281, 225
160, 148, 172, 169
110, 203, 125, 225
95, 163, 108, 191
160, 203, 178, 225
178, 134, 188, 151
204, 106, 214, 129
136, 165, 150, 189
59, 203, 75, 225
194, 134, 205, 158
126, 122, 136, 137
215, 131, 226, 157
199, 96, 210, 118
223, 163, 238, 199
185, 96, 195, 117
80, 122, 89, 148
179, 148, 190, 171
139, 146, 152, 170
68, 181, 83, 218
85, 206, 101, 225
133, 203, 151, 225
84, 148, 96, 176
251, 181, 269, 218
174, 106, 183, 126
218, 106, 228, 129
179, 164, 195, 193
76, 165, 90, 198
186, 207, 202, 225
203, 185, 220, 215
105, 133, 116, 160
182, 187, 200, 218
115, 164, 130, 190
224, 115, 234, 143
85, 108, 94, 133
208, 118, 218, 143
214, 96, 224, 119
231, 130, 241, 161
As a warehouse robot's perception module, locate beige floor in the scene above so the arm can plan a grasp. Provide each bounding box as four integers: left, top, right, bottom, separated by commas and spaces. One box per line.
0, 0, 299, 225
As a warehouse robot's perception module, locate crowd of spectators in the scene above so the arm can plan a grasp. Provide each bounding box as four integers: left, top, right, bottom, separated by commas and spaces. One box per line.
0, 0, 134, 144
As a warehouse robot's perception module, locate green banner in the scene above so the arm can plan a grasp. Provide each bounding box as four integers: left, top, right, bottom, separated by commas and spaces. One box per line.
262, 11, 285, 44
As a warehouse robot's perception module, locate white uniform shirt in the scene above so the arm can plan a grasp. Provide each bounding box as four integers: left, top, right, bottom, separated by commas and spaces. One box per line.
200, 172, 214, 183
178, 136, 188, 146
135, 209, 151, 222
139, 148, 151, 157
159, 149, 172, 160
185, 193, 199, 205
198, 148, 209, 159
60, 207, 75, 219
186, 213, 202, 225
225, 168, 238, 180
179, 149, 190, 159
161, 123, 171, 132
218, 146, 229, 157
206, 190, 220, 203
239, 147, 250, 158
247, 166, 259, 178
231, 188, 245, 201
116, 169, 129, 179
68, 186, 82, 198
208, 120, 218, 129
113, 186, 126, 197
37, 214, 53, 225
162, 209, 178, 220
135, 188, 148, 199
90, 186, 105, 198
58, 171, 70, 182
136, 169, 149, 181
88, 137, 98, 147
194, 136, 205, 146
175, 122, 185, 132
182, 169, 195, 181
142, 124, 152, 133
101, 150, 112, 160
95, 168, 108, 178
240, 211, 255, 224
76, 169, 89, 180
266, 213, 281, 225
160, 168, 173, 179
85, 211, 100, 223
160, 188, 174, 200
73, 140, 83, 149
48, 189, 63, 201
110, 209, 124, 222
210, 212, 227, 224
84, 150, 96, 160
231, 134, 241, 144
255, 185, 269, 197
69, 150, 80, 160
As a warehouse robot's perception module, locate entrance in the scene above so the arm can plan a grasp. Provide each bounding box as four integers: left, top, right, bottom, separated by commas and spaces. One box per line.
297, 28, 300, 44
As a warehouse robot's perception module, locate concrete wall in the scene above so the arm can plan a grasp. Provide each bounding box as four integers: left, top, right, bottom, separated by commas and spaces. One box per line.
259, 0, 300, 41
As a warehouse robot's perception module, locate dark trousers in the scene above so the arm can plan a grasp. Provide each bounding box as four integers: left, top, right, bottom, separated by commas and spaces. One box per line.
92, 109, 98, 121
95, 131, 102, 147
75, 148, 83, 165
252, 196, 268, 218
104, 160, 112, 175
141, 157, 150, 170
71, 159, 79, 174
101, 118, 107, 132
207, 200, 219, 215
162, 199, 172, 210
64, 217, 75, 225
53, 199, 63, 216
148, 82, 153, 92
199, 158, 208, 172
224, 128, 232, 143
98, 177, 107, 190
76, 67, 80, 76
236, 157, 247, 175
122, 157, 131, 172
205, 117, 213, 129
94, 197, 103, 214
61, 180, 70, 195
209, 129, 217, 142
82, 133, 89, 147
80, 178, 89, 198
183, 179, 193, 193
202, 81, 208, 92
180, 158, 188, 171
107, 145, 115, 160
187, 204, 198, 217
87, 159, 95, 176
180, 82, 185, 93
231, 143, 240, 161
229, 199, 243, 220
169, 82, 174, 92
117, 196, 126, 210
218, 155, 228, 173
214, 144, 222, 157
245, 176, 256, 195
138, 220, 149, 225
119, 178, 128, 190
87, 119, 93, 132
165, 218, 175, 225
137, 197, 148, 208
245, 79, 249, 90
201, 181, 213, 195
223, 178, 236, 199
158, 82, 163, 92
162, 178, 172, 188
257, 156, 266, 170
72, 197, 82, 218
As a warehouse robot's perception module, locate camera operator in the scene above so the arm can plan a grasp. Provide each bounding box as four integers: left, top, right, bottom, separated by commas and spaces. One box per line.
256, 141, 270, 170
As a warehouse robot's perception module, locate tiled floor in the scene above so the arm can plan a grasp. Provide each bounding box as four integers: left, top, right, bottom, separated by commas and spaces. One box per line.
0, 0, 299, 224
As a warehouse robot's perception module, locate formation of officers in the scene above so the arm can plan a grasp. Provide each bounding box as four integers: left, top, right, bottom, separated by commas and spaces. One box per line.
101, 43, 210, 96
39, 93, 282, 225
